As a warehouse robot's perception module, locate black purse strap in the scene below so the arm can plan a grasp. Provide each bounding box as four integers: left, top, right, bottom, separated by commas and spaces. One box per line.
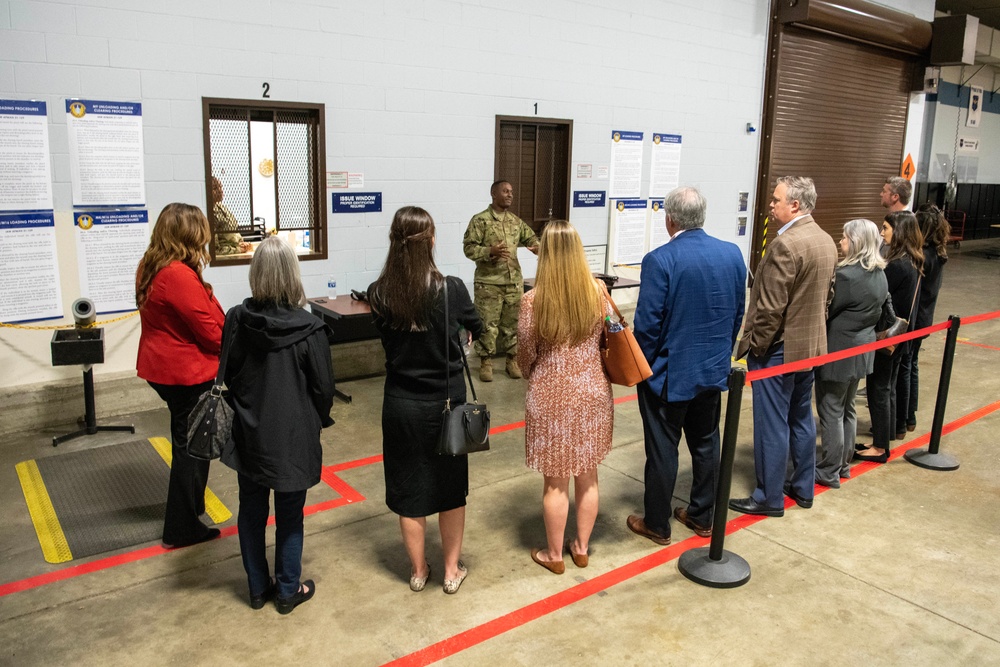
215, 314, 236, 390
442, 279, 478, 409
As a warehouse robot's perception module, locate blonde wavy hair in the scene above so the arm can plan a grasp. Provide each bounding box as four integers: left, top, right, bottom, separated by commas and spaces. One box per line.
532, 220, 601, 346
135, 203, 212, 309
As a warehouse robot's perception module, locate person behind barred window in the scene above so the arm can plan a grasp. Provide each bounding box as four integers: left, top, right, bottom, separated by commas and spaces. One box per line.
369, 206, 483, 595
212, 176, 244, 255
857, 211, 923, 463
517, 220, 613, 574
136, 203, 224, 549
221, 236, 335, 614
463, 180, 539, 382
814, 219, 886, 487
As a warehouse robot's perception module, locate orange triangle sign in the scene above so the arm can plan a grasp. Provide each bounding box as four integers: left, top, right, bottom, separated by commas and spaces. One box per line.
901, 154, 916, 181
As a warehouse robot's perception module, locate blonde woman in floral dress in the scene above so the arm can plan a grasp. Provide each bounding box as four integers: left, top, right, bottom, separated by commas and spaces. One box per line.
517, 220, 614, 574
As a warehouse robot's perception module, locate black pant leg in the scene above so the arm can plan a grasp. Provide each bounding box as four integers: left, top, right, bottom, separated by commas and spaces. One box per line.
682, 390, 722, 526
637, 383, 686, 537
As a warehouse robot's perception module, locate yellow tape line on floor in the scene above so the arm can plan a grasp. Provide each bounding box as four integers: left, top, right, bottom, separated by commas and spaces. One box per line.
148, 437, 233, 524
15, 460, 73, 564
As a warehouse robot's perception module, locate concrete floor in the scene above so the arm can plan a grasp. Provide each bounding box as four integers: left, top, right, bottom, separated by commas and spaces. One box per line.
2, 242, 999, 666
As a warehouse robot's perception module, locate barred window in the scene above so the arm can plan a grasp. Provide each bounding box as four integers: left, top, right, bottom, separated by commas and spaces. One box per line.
201, 98, 327, 265
495, 116, 572, 235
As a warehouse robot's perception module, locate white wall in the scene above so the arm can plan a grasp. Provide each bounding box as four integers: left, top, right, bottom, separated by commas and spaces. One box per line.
923, 66, 1000, 184
0, 0, 934, 393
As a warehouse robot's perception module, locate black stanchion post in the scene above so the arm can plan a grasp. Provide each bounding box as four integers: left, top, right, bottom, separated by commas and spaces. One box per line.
678, 367, 751, 588
904, 315, 960, 471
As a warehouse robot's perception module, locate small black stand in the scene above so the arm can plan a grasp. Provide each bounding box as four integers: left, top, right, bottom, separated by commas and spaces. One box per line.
678, 367, 752, 588
905, 315, 961, 471
52, 366, 135, 446
51, 327, 134, 447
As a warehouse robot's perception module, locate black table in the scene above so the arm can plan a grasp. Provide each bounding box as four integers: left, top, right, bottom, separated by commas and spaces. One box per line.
308, 296, 378, 403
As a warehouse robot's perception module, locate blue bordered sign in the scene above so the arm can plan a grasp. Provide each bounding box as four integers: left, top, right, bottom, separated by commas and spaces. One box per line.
65, 99, 142, 117
573, 191, 607, 208
612, 130, 643, 142
332, 192, 382, 213
75, 210, 149, 228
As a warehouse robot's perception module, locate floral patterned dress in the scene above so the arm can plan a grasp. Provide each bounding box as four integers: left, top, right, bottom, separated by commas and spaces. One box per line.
517, 286, 614, 477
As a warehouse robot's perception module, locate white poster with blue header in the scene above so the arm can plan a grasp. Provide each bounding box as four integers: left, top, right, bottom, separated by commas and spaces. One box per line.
648, 133, 682, 197
0, 100, 54, 212
75, 210, 150, 313
609, 199, 648, 265
648, 199, 669, 250
0, 211, 63, 323
66, 99, 146, 207
608, 131, 644, 199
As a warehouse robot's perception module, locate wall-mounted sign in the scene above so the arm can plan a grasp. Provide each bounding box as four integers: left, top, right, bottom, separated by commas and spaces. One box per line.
332, 192, 382, 213
573, 191, 607, 207
957, 137, 980, 153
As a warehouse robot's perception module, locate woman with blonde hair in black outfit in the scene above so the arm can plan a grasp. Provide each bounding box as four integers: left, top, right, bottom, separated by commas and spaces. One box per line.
369, 206, 483, 595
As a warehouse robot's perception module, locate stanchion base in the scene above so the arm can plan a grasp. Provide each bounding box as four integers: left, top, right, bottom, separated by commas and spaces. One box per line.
678, 548, 751, 589
904, 448, 960, 471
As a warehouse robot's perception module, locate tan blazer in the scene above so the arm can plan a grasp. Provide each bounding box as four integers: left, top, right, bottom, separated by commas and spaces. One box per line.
737, 214, 838, 366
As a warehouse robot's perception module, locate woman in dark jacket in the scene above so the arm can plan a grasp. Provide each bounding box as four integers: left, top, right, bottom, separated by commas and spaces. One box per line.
222, 236, 335, 614
897, 204, 950, 434
858, 211, 923, 463
815, 219, 886, 486
136, 203, 225, 549
369, 206, 483, 595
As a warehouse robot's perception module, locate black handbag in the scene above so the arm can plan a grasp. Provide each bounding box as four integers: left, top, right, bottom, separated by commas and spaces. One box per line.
437, 280, 491, 456
875, 276, 920, 357
186, 320, 235, 460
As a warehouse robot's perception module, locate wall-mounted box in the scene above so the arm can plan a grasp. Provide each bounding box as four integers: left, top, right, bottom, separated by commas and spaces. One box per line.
931, 14, 979, 66
51, 328, 105, 366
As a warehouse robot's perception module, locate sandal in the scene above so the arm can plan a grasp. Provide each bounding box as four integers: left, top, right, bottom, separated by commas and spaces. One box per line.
443, 561, 468, 594
409, 563, 431, 592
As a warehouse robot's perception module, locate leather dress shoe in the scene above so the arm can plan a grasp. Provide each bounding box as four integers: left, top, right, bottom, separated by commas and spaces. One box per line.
275, 579, 315, 615
626, 514, 671, 545
853, 450, 888, 463
783, 484, 813, 509
728, 497, 784, 517
672, 507, 712, 538
162, 528, 220, 550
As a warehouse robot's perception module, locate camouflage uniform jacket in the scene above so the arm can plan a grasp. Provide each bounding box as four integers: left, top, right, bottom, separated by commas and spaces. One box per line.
462, 207, 538, 286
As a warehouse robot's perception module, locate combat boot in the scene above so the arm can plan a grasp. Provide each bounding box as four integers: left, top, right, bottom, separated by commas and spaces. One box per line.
479, 357, 493, 382
505, 355, 522, 379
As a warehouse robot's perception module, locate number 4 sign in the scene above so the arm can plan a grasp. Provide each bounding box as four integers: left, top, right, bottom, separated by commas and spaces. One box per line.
900, 154, 916, 181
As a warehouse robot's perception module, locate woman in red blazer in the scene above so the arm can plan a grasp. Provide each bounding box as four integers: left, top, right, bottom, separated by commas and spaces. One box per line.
136, 203, 225, 548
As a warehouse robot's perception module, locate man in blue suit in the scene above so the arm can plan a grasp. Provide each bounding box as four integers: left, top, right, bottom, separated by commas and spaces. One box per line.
627, 187, 746, 544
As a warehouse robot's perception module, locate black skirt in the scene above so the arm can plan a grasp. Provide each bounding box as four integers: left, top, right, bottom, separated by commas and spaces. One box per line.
382, 393, 469, 517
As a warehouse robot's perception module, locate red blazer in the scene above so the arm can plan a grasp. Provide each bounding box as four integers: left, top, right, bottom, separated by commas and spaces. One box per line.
136, 261, 225, 386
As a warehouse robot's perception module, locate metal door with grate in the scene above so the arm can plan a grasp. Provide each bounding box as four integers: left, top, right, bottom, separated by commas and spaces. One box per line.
495, 117, 572, 233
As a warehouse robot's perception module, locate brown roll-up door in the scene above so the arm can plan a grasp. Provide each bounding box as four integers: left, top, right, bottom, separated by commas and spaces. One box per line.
752, 23, 918, 271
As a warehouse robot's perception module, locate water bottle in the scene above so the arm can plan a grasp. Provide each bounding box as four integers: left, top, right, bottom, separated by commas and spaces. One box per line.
327, 276, 337, 299
303, 230, 310, 250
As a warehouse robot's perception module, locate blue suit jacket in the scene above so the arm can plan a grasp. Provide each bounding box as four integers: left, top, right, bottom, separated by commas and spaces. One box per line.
633, 229, 747, 402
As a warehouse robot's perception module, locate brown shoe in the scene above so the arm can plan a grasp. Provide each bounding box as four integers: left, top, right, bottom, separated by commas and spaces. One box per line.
565, 540, 588, 568
530, 548, 565, 574
672, 507, 712, 538
479, 357, 493, 382
626, 514, 670, 545
505, 355, 522, 379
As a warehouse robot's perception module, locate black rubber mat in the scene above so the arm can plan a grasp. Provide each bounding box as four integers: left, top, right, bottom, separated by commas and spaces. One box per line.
32, 439, 169, 559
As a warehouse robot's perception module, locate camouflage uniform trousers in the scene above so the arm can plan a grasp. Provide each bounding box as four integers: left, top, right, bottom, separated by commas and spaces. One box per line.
473, 282, 523, 358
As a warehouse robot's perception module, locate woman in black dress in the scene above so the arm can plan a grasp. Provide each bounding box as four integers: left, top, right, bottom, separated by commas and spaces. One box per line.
369, 206, 483, 595
857, 211, 923, 463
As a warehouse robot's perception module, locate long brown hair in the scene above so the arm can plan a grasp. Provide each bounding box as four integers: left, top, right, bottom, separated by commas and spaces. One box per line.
884, 211, 924, 275
533, 220, 601, 346
370, 206, 442, 330
916, 204, 950, 260
136, 203, 212, 309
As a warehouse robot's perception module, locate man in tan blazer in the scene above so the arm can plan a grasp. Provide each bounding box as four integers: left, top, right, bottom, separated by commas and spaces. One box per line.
730, 176, 838, 517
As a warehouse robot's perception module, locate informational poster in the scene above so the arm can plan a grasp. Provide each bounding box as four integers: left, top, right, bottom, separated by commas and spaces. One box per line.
958, 137, 980, 153
347, 172, 364, 188
66, 99, 146, 207
576, 163, 592, 179
608, 131, 643, 198
0, 100, 54, 212
75, 210, 149, 313
609, 199, 648, 265
327, 171, 349, 188
0, 211, 62, 323
648, 133, 682, 197
584, 245, 608, 273
648, 199, 669, 250
966, 86, 982, 128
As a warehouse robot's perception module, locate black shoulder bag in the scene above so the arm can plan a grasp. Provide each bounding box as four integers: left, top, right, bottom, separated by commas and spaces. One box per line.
186, 320, 236, 460
437, 280, 491, 456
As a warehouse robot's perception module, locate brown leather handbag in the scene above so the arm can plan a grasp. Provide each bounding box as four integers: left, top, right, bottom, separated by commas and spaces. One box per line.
598, 283, 653, 387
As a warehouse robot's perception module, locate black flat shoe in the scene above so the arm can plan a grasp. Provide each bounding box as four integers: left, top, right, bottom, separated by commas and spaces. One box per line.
853, 450, 888, 463
728, 497, 784, 517
783, 484, 813, 509
275, 579, 315, 615
250, 579, 275, 610
162, 528, 220, 549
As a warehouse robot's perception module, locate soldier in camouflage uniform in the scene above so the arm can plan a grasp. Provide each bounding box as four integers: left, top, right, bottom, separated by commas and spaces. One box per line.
463, 180, 539, 381
211, 177, 243, 255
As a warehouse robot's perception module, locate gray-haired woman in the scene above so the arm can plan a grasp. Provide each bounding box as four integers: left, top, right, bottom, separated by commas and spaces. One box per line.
222, 236, 335, 613
814, 219, 887, 487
